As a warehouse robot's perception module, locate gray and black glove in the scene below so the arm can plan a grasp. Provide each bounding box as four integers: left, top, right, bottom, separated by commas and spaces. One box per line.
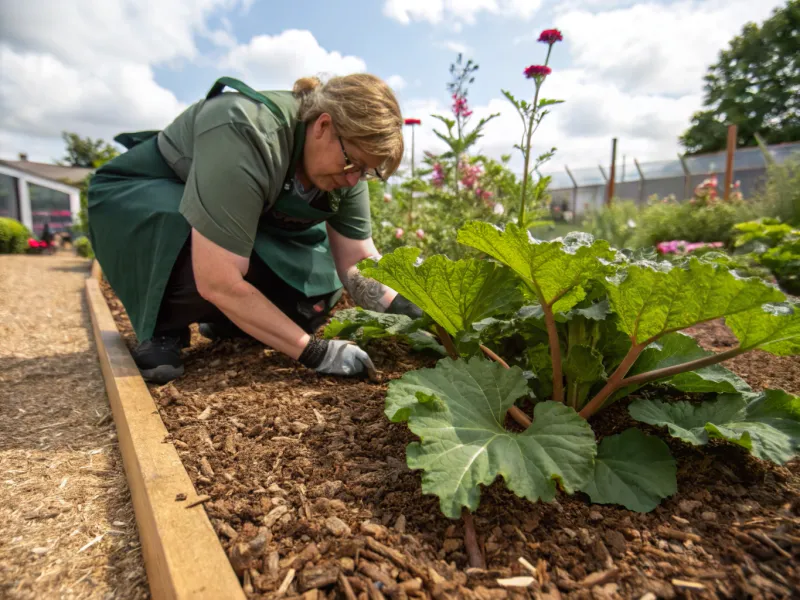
386, 294, 423, 319
299, 337, 377, 379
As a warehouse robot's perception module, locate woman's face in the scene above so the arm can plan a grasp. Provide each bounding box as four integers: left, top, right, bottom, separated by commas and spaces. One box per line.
303, 113, 382, 191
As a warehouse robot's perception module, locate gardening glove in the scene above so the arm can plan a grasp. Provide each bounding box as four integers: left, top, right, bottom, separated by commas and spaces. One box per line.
299, 337, 377, 380
386, 293, 423, 319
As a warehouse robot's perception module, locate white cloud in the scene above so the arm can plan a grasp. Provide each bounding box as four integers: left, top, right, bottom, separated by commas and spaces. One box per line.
383, 0, 541, 26
439, 40, 473, 55
387, 75, 408, 91
220, 30, 367, 89
554, 0, 786, 95
0, 0, 245, 161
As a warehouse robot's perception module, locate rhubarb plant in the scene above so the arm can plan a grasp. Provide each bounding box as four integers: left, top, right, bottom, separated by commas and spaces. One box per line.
325, 220, 800, 517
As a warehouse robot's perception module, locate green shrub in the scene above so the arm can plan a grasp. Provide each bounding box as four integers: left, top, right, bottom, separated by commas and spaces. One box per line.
631, 197, 760, 248
733, 218, 800, 294
0, 218, 33, 254
74, 236, 94, 259
583, 200, 640, 249
756, 155, 800, 226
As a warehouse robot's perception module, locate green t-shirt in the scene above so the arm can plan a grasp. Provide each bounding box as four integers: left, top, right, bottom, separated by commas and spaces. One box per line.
157, 90, 372, 257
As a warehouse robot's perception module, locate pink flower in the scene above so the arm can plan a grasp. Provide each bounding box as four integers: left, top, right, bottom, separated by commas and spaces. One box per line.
452, 94, 473, 118
524, 65, 552, 79
404, 118, 421, 125
395, 228, 404, 239
459, 161, 482, 189
383, 193, 392, 203
432, 163, 445, 187
538, 29, 563, 45
416, 229, 425, 239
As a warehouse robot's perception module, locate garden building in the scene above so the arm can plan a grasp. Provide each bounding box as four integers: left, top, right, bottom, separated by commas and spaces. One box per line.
0, 153, 92, 237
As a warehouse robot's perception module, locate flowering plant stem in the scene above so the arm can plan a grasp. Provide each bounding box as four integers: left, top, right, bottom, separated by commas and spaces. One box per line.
518, 43, 553, 227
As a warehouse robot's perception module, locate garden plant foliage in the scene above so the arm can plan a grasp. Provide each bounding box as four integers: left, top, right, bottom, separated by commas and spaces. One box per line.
326, 220, 800, 517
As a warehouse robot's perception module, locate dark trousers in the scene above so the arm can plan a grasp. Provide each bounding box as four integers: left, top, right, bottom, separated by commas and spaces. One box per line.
153, 241, 340, 337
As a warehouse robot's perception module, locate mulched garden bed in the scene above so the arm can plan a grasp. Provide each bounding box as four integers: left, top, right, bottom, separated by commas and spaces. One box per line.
101, 280, 799, 599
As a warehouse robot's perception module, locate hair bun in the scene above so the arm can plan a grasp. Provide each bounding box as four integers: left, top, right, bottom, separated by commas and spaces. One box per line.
293, 77, 322, 96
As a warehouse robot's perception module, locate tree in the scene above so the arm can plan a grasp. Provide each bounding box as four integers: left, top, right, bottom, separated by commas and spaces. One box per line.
59, 131, 119, 168
679, 1, 800, 155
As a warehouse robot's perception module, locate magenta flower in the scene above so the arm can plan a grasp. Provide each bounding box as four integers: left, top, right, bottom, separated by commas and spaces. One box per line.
538, 29, 563, 45
404, 118, 421, 125
524, 65, 552, 79
452, 94, 473, 118
432, 163, 445, 187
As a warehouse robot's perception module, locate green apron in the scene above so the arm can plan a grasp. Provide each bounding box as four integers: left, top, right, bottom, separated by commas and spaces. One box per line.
88, 77, 344, 342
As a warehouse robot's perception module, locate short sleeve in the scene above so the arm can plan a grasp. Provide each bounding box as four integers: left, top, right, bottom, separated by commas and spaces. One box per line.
327, 181, 372, 240
179, 123, 279, 257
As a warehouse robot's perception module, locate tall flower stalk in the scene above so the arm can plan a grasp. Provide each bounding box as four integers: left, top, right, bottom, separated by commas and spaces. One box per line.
503, 28, 564, 227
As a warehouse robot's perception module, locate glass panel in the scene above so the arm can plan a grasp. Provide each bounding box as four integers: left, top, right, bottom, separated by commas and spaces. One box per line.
0, 174, 17, 219
28, 182, 72, 236
640, 159, 684, 178
546, 172, 573, 190
734, 147, 766, 170
683, 152, 726, 175
771, 142, 800, 163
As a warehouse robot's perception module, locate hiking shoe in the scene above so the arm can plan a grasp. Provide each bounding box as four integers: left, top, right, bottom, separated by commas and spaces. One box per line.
132, 330, 189, 384
198, 321, 251, 341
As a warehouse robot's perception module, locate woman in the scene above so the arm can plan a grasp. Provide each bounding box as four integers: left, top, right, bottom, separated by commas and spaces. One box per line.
88, 74, 421, 384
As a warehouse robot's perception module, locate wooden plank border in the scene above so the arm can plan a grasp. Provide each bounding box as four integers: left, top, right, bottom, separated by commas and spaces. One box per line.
86, 265, 245, 600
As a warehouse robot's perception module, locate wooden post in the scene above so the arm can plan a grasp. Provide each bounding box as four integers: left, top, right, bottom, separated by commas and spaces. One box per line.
724, 124, 737, 202
634, 158, 646, 205
677, 153, 691, 200
607, 137, 617, 206
565, 165, 578, 222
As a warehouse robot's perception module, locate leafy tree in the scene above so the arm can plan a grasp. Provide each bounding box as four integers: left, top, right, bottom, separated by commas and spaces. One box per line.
59, 131, 119, 168
680, 1, 800, 154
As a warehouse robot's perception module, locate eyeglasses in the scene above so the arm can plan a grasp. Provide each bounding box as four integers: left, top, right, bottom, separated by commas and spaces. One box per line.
338, 136, 383, 182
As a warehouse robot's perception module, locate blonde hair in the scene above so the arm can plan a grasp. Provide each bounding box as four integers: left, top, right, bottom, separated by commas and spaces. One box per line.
293, 74, 404, 177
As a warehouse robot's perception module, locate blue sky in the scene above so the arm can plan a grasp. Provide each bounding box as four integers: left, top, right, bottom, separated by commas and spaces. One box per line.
0, 0, 786, 183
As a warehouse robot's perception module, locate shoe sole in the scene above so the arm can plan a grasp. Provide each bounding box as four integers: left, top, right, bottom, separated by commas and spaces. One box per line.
139, 364, 184, 385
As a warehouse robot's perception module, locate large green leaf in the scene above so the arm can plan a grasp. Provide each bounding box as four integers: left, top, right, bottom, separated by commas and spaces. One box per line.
324, 308, 445, 355
324, 308, 417, 340
725, 301, 800, 355
581, 428, 677, 512
359, 247, 522, 336
629, 390, 800, 464
457, 222, 615, 313
616, 332, 751, 399
386, 357, 597, 518
605, 257, 785, 345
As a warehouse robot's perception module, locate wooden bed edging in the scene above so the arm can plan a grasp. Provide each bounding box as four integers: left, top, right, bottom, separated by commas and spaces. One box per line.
85, 272, 245, 600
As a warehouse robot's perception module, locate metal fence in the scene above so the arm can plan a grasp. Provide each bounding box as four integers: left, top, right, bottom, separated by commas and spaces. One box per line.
544, 141, 800, 218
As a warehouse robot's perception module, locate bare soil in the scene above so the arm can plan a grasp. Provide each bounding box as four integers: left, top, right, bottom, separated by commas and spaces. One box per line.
102, 280, 799, 600
1, 255, 148, 600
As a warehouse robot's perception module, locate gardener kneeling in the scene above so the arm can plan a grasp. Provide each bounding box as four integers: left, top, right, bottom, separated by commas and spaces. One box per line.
88, 74, 421, 384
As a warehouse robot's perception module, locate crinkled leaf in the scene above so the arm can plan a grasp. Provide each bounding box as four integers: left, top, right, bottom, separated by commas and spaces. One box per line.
564, 345, 605, 382
324, 308, 416, 340
581, 428, 676, 512
725, 301, 800, 355
605, 257, 785, 345
615, 333, 751, 400
324, 308, 446, 355
386, 357, 597, 518
359, 247, 522, 336
564, 344, 606, 410
457, 221, 615, 313
629, 390, 800, 464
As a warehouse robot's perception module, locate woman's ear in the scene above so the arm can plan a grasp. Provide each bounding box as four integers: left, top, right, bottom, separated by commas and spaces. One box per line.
313, 113, 332, 140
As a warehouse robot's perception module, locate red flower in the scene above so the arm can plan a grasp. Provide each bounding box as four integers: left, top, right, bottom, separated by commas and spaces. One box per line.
524, 65, 552, 79
538, 29, 563, 44
404, 118, 421, 125
452, 94, 473, 118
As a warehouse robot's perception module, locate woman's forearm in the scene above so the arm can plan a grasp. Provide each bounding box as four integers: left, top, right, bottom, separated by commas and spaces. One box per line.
340, 264, 397, 312
205, 279, 311, 360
